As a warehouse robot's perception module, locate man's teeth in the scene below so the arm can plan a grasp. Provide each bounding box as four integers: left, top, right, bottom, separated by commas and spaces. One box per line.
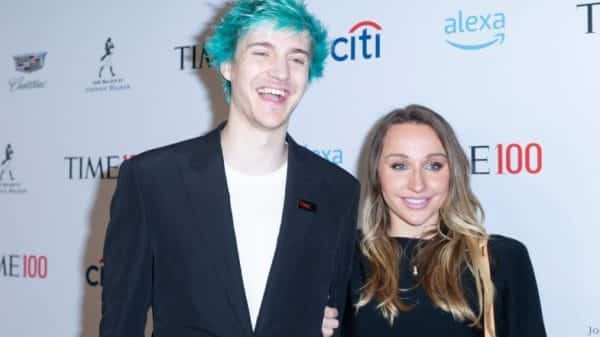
258, 87, 286, 97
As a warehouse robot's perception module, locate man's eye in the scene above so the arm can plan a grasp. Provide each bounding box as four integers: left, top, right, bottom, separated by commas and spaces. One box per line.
292, 57, 306, 65
252, 50, 268, 56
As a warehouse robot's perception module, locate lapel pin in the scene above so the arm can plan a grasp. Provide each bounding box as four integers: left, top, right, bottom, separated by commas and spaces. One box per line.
298, 199, 317, 212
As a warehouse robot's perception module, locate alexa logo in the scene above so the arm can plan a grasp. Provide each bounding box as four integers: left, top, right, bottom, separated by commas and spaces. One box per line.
305, 145, 343, 165
444, 10, 506, 50
331, 20, 382, 62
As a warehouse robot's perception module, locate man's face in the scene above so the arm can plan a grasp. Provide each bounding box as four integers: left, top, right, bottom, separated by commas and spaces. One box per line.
221, 24, 311, 132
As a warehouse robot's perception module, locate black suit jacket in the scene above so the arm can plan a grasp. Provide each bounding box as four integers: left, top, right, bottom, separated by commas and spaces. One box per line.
99, 126, 360, 337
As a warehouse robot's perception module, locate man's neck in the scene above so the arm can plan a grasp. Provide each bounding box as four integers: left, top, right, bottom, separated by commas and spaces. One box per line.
221, 116, 288, 175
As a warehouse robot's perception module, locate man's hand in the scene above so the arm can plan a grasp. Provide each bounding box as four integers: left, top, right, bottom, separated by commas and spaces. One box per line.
321, 306, 340, 337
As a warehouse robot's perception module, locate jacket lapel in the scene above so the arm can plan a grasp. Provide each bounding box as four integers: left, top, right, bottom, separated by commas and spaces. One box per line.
253, 136, 330, 336
178, 127, 253, 337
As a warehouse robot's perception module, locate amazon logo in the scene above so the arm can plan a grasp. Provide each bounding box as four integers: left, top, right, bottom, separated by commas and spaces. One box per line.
445, 11, 506, 50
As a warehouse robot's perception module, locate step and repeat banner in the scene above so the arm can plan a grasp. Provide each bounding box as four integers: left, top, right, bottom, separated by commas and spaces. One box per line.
1, 1, 598, 336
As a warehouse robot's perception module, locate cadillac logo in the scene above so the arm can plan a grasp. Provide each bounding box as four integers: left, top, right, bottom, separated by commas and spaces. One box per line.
13, 52, 47, 73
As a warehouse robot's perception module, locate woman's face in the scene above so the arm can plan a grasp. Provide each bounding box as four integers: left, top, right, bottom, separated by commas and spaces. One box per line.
377, 123, 450, 237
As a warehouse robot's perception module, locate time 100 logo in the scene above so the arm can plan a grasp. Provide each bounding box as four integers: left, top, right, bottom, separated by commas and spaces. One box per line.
470, 143, 542, 175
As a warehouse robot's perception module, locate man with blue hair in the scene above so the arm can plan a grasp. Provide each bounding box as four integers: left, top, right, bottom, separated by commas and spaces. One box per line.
100, 1, 358, 337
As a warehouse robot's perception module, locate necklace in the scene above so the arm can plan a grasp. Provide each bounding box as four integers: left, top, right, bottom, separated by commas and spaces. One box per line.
400, 240, 420, 277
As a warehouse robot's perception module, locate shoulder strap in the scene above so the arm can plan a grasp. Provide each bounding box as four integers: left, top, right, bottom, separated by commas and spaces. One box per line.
480, 241, 496, 337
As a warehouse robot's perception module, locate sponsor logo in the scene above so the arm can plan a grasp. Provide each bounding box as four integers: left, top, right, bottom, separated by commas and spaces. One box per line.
306, 146, 343, 165
0, 254, 48, 279
445, 11, 506, 50
174, 44, 212, 70
9, 52, 47, 91
331, 20, 382, 62
0, 144, 27, 194
64, 154, 134, 180
577, 2, 600, 33
85, 37, 131, 93
469, 143, 543, 175
86, 258, 104, 287
14, 52, 47, 73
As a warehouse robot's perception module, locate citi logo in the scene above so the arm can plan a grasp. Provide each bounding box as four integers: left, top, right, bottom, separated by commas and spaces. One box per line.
86, 258, 104, 287
445, 11, 506, 50
331, 20, 382, 62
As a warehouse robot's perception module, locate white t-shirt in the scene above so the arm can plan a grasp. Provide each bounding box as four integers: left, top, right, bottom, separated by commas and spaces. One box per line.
224, 161, 288, 330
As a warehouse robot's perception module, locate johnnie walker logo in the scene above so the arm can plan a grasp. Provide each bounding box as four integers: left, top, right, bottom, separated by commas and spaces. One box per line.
8, 52, 48, 92
0, 144, 27, 194
85, 37, 131, 93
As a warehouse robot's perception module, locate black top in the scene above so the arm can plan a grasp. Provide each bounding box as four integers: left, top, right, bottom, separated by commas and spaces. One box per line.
342, 235, 547, 337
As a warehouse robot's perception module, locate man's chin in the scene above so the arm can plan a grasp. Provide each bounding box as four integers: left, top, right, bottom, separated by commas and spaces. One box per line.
257, 120, 289, 133
253, 113, 292, 132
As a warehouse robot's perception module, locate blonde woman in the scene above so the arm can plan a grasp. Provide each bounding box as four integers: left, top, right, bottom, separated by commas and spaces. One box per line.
322, 105, 546, 337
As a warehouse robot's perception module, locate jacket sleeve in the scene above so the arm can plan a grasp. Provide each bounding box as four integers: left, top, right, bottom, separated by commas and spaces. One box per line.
494, 238, 547, 337
328, 182, 360, 337
99, 159, 153, 337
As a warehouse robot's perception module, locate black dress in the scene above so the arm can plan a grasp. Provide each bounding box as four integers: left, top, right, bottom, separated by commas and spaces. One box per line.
342, 235, 547, 337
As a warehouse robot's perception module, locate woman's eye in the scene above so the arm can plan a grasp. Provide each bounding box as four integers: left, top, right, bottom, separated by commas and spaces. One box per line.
425, 162, 444, 171
391, 163, 407, 170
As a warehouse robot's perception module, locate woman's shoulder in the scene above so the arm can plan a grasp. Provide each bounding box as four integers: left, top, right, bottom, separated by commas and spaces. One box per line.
487, 234, 535, 281
487, 234, 529, 257
486, 234, 546, 336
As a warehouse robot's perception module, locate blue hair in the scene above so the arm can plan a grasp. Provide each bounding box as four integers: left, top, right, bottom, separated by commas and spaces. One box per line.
205, 0, 328, 100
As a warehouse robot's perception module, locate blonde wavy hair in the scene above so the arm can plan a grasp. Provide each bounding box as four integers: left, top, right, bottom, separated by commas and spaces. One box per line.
357, 105, 495, 336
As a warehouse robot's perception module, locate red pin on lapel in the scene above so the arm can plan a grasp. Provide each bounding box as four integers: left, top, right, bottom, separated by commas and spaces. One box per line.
298, 199, 317, 212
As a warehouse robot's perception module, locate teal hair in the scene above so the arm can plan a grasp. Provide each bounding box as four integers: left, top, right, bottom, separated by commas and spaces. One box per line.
205, 0, 328, 100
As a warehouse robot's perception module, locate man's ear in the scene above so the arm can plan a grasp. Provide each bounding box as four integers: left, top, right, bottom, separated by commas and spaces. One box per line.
220, 62, 232, 81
